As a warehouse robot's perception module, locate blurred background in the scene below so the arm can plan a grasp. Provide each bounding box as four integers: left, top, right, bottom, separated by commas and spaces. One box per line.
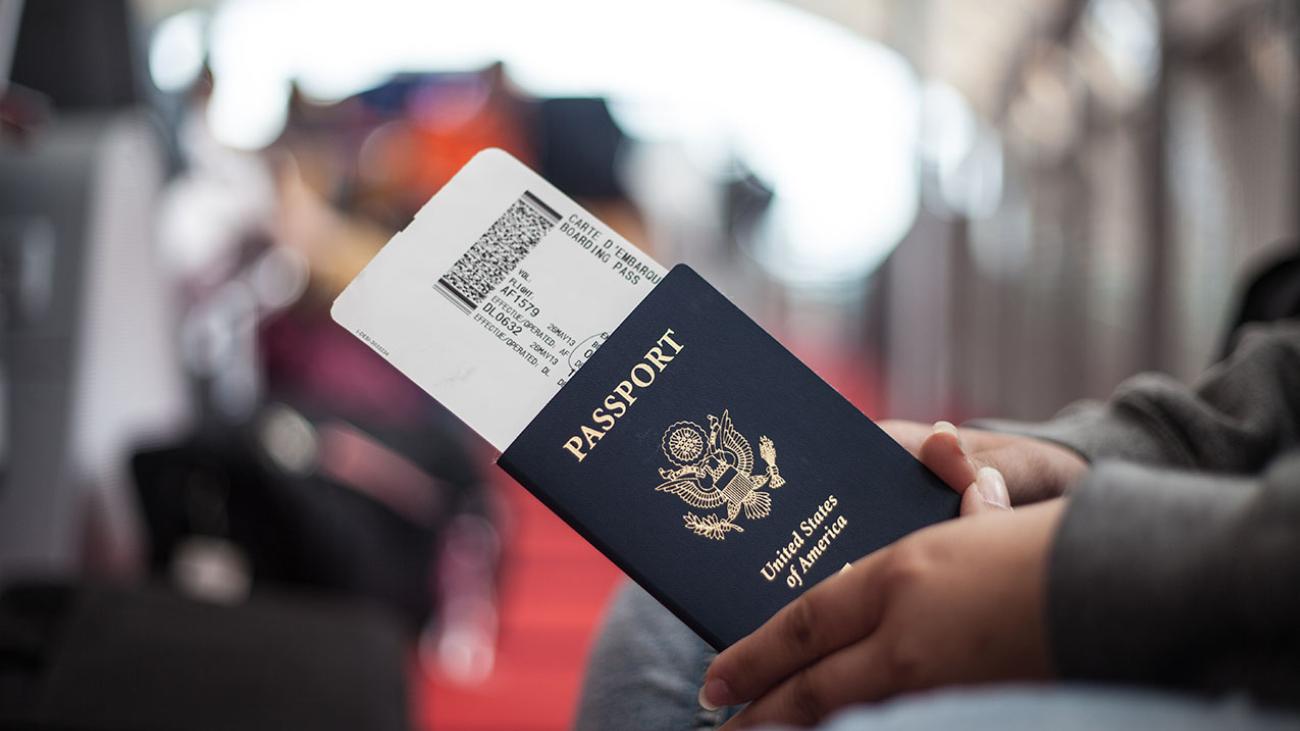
0, 0, 1295, 729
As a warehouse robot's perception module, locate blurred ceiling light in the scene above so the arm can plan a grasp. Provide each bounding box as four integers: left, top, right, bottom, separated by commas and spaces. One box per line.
1080, 0, 1160, 110
919, 82, 976, 177
919, 82, 1004, 220
204, 0, 918, 286
148, 9, 207, 93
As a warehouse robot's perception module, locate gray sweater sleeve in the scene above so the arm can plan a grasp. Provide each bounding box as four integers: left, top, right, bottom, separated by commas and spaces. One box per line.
975, 322, 1300, 701
1049, 457, 1300, 702
973, 322, 1300, 471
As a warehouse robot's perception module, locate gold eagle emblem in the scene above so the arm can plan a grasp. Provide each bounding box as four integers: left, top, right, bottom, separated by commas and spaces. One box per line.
655, 409, 785, 540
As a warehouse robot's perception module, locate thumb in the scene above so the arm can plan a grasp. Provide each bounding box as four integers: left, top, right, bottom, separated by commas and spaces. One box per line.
960, 466, 1012, 515
919, 421, 980, 493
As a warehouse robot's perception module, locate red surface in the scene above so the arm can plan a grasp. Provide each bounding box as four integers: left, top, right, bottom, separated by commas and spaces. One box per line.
415, 473, 624, 731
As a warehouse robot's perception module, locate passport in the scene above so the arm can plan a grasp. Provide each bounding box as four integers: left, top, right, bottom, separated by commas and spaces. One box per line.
333, 149, 959, 651
499, 265, 959, 650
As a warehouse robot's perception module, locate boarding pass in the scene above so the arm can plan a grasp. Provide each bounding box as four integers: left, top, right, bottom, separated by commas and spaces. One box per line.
331, 149, 665, 450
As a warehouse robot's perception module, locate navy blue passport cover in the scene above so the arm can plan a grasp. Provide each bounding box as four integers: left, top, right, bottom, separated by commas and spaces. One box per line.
498, 264, 959, 650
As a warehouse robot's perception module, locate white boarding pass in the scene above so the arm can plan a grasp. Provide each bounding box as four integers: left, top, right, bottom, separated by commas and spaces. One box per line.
331, 148, 665, 450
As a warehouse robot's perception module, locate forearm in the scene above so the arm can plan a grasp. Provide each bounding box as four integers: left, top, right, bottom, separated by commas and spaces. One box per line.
976, 322, 1300, 473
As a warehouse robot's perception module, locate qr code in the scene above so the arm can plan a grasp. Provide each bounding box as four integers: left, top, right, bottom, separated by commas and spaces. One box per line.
437, 191, 561, 312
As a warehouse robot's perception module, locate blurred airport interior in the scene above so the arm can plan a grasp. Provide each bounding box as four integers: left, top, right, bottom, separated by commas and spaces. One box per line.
0, 0, 1296, 729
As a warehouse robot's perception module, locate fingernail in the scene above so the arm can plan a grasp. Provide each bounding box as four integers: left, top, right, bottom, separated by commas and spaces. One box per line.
975, 466, 1010, 509
699, 677, 734, 710
932, 420, 962, 448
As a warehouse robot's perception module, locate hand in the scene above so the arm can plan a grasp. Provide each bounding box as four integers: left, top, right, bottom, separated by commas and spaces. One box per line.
880, 419, 1088, 507
701, 499, 1065, 728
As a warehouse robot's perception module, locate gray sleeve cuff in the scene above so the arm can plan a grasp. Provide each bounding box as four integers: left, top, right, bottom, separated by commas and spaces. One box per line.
970, 379, 1198, 467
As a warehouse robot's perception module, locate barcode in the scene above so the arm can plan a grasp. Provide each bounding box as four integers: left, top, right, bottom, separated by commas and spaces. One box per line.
436, 190, 561, 313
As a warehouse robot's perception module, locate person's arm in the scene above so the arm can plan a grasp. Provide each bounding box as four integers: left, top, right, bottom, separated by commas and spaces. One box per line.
704, 324, 1300, 727
887, 320, 1300, 506
947, 322, 1300, 700
1049, 454, 1300, 703
701, 454, 1300, 729
976, 322, 1300, 473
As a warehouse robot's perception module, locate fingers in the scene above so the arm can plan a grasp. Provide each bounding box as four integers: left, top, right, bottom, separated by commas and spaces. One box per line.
877, 419, 931, 456
920, 423, 1010, 515
718, 640, 889, 730
701, 553, 889, 710
919, 421, 979, 493
961, 466, 1011, 514
990, 441, 1088, 504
